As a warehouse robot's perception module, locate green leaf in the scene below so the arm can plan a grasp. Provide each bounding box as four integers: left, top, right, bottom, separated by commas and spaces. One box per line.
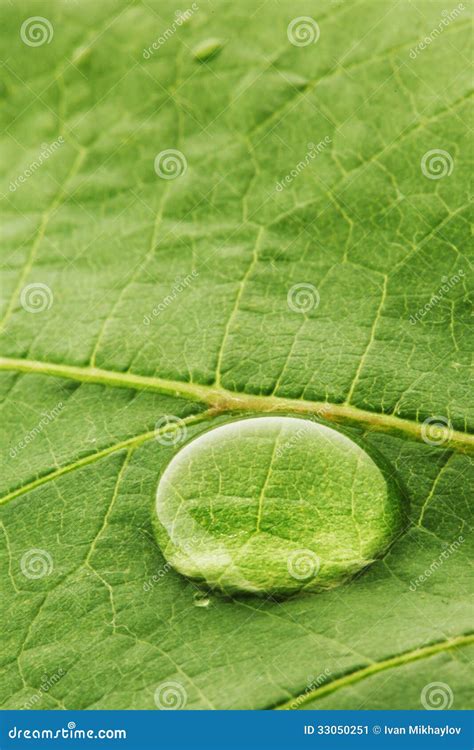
0, 0, 472, 711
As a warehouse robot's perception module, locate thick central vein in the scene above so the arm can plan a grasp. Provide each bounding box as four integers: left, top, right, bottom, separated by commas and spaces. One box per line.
0, 356, 472, 452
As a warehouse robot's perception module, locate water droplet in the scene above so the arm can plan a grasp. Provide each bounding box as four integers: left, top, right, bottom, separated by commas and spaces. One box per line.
192, 38, 224, 63
193, 593, 210, 608
153, 417, 407, 596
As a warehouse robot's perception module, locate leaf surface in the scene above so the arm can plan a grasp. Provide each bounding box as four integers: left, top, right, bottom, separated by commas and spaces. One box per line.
0, 0, 472, 710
